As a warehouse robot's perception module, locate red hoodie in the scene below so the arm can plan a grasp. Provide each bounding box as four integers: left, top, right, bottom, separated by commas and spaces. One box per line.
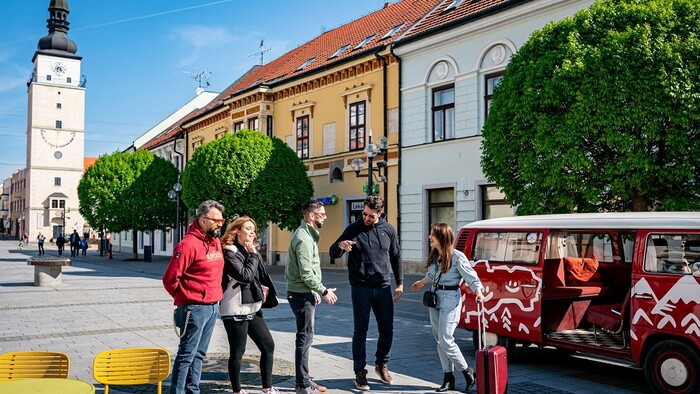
163, 219, 224, 306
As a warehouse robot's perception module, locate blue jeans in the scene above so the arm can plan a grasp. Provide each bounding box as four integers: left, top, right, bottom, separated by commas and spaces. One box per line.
429, 289, 469, 372
351, 286, 394, 371
170, 304, 219, 394
288, 291, 317, 387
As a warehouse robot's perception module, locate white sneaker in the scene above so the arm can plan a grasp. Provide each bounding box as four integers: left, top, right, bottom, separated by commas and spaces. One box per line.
262, 388, 280, 394
235, 390, 248, 394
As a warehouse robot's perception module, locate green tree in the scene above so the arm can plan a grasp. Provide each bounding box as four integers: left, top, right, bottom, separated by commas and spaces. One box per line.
481, 0, 700, 214
182, 130, 313, 231
78, 150, 179, 259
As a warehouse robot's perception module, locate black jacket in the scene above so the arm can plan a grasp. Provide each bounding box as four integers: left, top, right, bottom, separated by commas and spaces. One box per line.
222, 241, 263, 304
329, 215, 402, 288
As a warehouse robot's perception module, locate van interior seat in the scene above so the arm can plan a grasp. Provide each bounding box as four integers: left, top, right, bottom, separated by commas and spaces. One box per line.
585, 291, 631, 332
543, 258, 611, 299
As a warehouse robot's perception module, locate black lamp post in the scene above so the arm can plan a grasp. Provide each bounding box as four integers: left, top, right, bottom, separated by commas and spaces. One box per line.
168, 175, 182, 244
351, 132, 388, 196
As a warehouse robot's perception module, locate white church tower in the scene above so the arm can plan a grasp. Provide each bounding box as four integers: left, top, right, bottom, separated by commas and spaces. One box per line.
26, 0, 86, 239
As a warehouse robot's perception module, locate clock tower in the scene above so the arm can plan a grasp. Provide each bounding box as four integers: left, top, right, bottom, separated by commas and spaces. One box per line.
26, 0, 86, 239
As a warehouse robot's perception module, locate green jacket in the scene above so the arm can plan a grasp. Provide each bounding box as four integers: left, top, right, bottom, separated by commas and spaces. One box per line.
286, 221, 326, 295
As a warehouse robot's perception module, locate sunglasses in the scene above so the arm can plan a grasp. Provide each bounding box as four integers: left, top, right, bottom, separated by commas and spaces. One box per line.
203, 217, 225, 225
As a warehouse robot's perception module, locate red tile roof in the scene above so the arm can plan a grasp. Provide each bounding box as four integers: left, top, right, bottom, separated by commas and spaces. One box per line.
399, 0, 526, 42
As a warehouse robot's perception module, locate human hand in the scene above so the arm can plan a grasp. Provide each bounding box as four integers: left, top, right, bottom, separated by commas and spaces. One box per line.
314, 292, 321, 305
475, 289, 485, 303
322, 288, 338, 305
244, 241, 256, 254
393, 284, 404, 303
339, 240, 355, 252
411, 279, 427, 292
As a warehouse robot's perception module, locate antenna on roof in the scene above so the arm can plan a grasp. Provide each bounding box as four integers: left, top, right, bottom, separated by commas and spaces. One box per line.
248, 40, 271, 66
182, 70, 211, 95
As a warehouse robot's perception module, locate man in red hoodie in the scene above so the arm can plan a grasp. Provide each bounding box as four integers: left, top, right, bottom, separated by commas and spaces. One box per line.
163, 200, 226, 394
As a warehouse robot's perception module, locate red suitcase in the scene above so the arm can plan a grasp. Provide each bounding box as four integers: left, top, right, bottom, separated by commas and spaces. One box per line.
476, 303, 508, 394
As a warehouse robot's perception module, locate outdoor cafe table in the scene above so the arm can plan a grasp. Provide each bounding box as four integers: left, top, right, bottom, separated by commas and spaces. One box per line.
0, 378, 95, 393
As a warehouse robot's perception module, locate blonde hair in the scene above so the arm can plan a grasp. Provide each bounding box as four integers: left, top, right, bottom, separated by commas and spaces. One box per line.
221, 216, 257, 247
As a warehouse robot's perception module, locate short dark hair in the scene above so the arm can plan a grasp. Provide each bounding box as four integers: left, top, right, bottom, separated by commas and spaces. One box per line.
364, 195, 384, 212
302, 199, 324, 214
196, 200, 225, 218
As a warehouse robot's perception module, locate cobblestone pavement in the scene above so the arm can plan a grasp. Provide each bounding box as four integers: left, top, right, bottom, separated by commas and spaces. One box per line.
0, 241, 649, 393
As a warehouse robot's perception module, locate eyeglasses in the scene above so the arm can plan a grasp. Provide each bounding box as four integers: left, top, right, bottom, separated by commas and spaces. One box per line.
203, 217, 225, 225
362, 211, 378, 220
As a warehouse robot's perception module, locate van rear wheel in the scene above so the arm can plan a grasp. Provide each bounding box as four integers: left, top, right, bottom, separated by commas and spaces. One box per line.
471, 331, 516, 356
644, 340, 699, 394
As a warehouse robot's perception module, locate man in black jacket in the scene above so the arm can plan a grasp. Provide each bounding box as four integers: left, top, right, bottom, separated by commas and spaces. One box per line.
329, 195, 402, 391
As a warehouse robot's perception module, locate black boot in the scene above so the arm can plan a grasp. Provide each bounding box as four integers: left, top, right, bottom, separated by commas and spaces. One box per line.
436, 372, 455, 392
462, 368, 475, 392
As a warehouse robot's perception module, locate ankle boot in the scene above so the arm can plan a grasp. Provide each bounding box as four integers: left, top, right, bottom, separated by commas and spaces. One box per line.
462, 368, 475, 392
436, 372, 455, 392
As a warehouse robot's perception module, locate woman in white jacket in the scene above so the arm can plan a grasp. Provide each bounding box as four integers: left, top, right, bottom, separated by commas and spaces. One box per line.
411, 223, 484, 393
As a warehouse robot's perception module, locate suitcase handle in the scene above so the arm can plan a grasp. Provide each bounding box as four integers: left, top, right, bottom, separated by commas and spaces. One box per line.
477, 299, 485, 350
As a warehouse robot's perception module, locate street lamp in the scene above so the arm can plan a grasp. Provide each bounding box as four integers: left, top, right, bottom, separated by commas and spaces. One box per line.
351, 131, 388, 196
168, 175, 182, 244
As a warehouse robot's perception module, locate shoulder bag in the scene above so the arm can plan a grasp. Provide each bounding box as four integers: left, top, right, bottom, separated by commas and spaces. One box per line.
422, 267, 443, 308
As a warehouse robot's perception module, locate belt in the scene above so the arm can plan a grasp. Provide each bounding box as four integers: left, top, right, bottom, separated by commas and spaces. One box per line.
436, 284, 459, 291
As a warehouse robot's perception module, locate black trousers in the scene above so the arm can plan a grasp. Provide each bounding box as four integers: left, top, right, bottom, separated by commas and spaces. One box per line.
223, 314, 275, 391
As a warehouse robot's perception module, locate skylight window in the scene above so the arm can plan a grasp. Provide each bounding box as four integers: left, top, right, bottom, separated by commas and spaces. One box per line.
445, 0, 465, 11
381, 23, 405, 39
329, 44, 351, 59
354, 34, 376, 50
296, 57, 316, 71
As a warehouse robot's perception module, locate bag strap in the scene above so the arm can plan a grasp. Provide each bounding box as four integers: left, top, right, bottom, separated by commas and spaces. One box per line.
430, 260, 443, 291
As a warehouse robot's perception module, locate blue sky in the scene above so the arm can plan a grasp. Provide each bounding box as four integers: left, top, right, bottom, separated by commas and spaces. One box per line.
0, 0, 384, 179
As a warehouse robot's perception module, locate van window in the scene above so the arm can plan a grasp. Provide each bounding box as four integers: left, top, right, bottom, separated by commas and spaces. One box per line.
546, 231, 634, 263
473, 231, 541, 264
646, 234, 700, 275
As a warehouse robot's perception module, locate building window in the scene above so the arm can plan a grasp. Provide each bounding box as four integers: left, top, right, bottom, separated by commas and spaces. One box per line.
432, 85, 454, 141
428, 188, 455, 229
445, 0, 465, 11
296, 57, 316, 71
248, 117, 259, 131
54, 177, 61, 186
329, 44, 350, 59
381, 23, 404, 39
485, 73, 503, 117
46, 75, 52, 81
161, 230, 167, 252
233, 121, 244, 132
55, 120, 63, 129
349, 101, 366, 151
192, 140, 202, 151
56, 102, 62, 109
66, 77, 72, 84
481, 185, 511, 219
266, 115, 273, 138
51, 199, 66, 209
296, 115, 309, 159
354, 35, 376, 50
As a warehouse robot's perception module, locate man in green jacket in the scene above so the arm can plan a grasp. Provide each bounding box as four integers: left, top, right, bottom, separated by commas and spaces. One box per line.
286, 199, 338, 394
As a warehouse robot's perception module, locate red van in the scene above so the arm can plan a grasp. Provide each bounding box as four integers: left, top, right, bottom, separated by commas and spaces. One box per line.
456, 212, 700, 394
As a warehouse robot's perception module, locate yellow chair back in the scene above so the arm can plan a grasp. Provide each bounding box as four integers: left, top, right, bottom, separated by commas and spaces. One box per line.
93, 347, 170, 394
0, 351, 70, 381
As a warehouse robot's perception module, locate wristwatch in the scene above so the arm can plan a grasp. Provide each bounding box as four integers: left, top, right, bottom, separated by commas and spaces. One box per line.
322, 289, 328, 296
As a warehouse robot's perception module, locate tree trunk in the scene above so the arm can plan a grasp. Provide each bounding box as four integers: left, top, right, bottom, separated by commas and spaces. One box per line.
132, 229, 138, 260
630, 190, 648, 212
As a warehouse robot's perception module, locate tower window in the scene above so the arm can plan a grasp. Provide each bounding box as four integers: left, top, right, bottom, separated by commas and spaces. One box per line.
56, 103, 62, 109
54, 177, 61, 186
55, 120, 63, 128
66, 77, 72, 84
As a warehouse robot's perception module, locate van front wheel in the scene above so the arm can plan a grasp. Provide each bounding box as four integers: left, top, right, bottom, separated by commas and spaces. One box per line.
644, 340, 699, 394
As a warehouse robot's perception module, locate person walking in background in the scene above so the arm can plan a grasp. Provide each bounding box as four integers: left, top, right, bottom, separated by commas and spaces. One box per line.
80, 238, 88, 256
55, 233, 66, 255
220, 216, 279, 394
162, 200, 226, 394
286, 200, 337, 394
36, 232, 46, 255
411, 223, 484, 393
329, 195, 402, 391
69, 230, 80, 257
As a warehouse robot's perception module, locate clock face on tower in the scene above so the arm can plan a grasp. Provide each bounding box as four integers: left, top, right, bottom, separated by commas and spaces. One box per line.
40, 129, 75, 149
52, 62, 66, 75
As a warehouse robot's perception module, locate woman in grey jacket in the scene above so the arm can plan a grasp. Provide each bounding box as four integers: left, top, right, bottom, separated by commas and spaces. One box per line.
411, 223, 484, 393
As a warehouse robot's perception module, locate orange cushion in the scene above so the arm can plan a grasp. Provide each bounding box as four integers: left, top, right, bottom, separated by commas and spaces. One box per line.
564, 257, 601, 284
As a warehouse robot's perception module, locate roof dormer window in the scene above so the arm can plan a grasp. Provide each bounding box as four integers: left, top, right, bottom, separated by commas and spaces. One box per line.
296, 57, 317, 71
381, 23, 404, 39
354, 35, 376, 50
329, 44, 351, 59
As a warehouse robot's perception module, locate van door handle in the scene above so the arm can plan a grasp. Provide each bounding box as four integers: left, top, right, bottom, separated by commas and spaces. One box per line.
633, 294, 653, 300
521, 284, 537, 289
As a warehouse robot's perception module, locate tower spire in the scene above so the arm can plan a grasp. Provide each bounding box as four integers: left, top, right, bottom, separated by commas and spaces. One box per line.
36, 0, 78, 56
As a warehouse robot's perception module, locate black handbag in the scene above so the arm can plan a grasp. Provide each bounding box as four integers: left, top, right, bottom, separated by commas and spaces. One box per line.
258, 263, 279, 309
422, 268, 442, 308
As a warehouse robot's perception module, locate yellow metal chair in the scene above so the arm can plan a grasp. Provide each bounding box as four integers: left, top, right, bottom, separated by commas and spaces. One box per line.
93, 347, 170, 394
0, 351, 70, 381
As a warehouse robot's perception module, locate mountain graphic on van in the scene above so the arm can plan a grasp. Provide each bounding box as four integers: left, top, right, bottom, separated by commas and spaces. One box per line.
631, 276, 700, 338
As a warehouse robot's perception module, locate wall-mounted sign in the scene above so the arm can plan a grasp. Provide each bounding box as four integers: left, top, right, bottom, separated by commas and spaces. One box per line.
315, 194, 338, 206
350, 201, 364, 211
